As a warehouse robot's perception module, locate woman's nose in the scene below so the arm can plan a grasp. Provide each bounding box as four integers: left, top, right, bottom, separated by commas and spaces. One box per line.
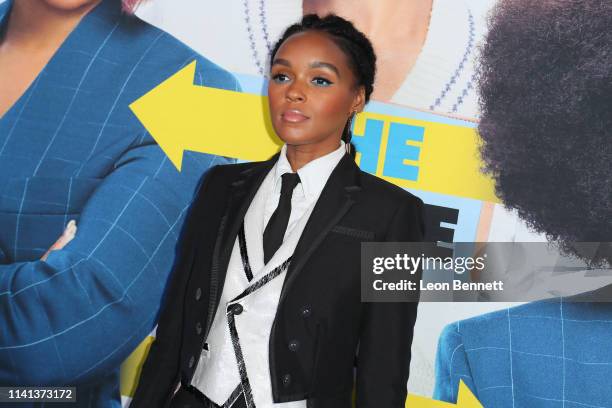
286, 81, 306, 102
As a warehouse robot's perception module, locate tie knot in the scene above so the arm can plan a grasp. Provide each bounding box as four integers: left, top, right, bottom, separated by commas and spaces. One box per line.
280, 172, 300, 196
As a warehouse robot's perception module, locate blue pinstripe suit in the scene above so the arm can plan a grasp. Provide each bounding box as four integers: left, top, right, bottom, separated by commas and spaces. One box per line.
0, 0, 238, 405
434, 296, 612, 407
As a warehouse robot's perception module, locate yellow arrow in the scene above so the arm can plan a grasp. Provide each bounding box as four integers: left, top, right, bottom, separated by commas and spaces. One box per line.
406, 381, 483, 407
129, 60, 282, 171
130, 60, 498, 203
120, 335, 154, 397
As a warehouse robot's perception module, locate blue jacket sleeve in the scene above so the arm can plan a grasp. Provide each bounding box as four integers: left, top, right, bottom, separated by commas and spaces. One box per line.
433, 322, 477, 403
0, 64, 240, 386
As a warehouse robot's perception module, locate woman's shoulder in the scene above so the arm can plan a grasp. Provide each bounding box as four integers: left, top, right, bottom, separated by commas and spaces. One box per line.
201, 160, 271, 187
209, 161, 259, 178
112, 12, 239, 92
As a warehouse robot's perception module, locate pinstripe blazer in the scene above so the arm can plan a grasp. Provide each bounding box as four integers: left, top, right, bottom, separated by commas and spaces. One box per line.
434, 287, 612, 407
0, 0, 239, 406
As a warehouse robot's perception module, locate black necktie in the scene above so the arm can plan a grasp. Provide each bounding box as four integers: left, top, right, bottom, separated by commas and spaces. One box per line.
263, 172, 301, 264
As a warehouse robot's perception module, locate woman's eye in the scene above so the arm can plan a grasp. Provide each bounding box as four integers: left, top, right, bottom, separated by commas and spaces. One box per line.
312, 77, 332, 87
272, 73, 290, 83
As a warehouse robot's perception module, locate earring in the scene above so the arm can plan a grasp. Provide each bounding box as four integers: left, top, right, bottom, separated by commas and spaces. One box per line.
345, 112, 356, 154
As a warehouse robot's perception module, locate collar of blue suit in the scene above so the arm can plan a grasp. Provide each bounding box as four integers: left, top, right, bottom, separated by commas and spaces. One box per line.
0, 1, 6, 22
0, 0, 11, 24
0, 0, 129, 126
0, 0, 123, 37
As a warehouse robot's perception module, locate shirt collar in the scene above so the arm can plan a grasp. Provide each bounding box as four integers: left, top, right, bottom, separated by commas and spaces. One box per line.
273, 141, 346, 200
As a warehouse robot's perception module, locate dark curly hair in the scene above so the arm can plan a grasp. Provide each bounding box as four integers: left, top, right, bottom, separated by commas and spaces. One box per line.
477, 0, 612, 264
270, 14, 377, 148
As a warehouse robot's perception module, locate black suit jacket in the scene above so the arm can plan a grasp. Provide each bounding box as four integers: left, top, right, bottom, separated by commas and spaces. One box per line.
131, 153, 425, 408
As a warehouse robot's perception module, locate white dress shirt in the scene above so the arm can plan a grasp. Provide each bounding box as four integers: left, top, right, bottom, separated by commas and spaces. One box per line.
191, 142, 346, 407
264, 141, 347, 243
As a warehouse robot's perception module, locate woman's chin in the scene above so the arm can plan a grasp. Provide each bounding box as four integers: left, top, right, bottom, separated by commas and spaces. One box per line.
274, 130, 315, 146
43, 0, 100, 11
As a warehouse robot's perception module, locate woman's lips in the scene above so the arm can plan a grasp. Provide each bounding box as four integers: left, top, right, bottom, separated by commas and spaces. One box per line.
281, 110, 309, 123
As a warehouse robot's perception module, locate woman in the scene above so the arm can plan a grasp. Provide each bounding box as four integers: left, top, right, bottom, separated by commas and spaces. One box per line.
0, 0, 237, 406
132, 14, 425, 408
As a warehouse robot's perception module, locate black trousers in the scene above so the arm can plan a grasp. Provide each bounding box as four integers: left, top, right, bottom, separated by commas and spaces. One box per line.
170, 385, 247, 408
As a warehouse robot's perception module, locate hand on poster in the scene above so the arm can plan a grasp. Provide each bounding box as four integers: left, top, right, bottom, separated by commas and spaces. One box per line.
41, 220, 77, 262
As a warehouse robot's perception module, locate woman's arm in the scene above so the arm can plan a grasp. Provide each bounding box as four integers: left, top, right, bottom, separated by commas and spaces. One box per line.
356, 197, 425, 408
0, 146, 229, 386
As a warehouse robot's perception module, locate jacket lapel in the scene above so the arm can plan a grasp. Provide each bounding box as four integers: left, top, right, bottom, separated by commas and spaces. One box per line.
278, 153, 362, 306
206, 155, 278, 324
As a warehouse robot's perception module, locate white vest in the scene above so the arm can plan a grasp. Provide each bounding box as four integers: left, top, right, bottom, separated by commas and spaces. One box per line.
190, 168, 309, 408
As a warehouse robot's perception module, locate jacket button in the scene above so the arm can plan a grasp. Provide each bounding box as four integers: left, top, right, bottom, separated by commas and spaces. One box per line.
231, 304, 243, 315
288, 340, 300, 352
195, 287, 202, 301
196, 321, 202, 335
188, 356, 195, 368
282, 374, 292, 387
300, 305, 311, 318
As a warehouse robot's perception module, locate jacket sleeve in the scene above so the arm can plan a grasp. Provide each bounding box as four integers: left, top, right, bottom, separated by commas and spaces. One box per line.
130, 165, 220, 407
0, 55, 240, 386
433, 322, 477, 403
0, 142, 231, 387
356, 196, 425, 408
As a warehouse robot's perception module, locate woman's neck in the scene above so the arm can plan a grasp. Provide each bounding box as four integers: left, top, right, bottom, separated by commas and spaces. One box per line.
1, 0, 101, 51
285, 139, 342, 172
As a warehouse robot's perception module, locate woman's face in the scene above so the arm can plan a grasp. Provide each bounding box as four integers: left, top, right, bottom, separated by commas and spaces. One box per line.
268, 31, 365, 153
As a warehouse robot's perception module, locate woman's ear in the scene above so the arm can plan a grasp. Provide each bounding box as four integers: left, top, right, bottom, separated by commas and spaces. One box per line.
351, 85, 366, 113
